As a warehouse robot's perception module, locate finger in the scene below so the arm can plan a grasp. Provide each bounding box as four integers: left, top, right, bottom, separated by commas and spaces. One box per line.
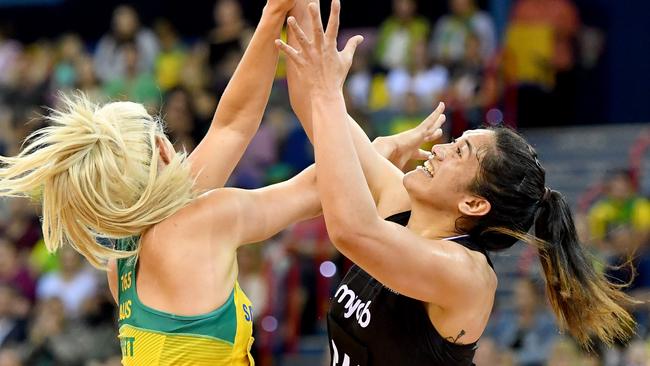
308, 3, 325, 45
275, 39, 303, 64
414, 149, 433, 161
424, 128, 444, 142
325, 0, 341, 43
287, 16, 311, 48
341, 35, 364, 62
422, 103, 446, 130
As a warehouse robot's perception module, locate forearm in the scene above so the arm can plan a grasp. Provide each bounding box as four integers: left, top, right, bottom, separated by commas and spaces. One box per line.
289, 66, 398, 202
287, 0, 317, 138
211, 5, 286, 134
312, 91, 380, 236
239, 165, 321, 245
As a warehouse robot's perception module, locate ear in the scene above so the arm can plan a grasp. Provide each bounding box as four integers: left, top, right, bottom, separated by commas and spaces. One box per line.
155, 135, 172, 165
458, 195, 491, 218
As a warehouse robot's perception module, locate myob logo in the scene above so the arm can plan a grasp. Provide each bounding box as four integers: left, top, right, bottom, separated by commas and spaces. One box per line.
334, 285, 372, 328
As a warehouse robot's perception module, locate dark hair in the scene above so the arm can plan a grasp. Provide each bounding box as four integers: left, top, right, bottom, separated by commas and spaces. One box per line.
466, 127, 635, 347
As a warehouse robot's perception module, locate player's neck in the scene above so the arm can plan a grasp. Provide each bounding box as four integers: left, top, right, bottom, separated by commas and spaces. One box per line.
407, 204, 461, 240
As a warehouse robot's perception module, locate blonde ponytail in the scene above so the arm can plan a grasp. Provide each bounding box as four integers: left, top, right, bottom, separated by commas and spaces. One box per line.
0, 93, 195, 269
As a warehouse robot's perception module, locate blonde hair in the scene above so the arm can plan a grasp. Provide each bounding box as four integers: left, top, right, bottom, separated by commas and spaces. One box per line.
0, 93, 195, 269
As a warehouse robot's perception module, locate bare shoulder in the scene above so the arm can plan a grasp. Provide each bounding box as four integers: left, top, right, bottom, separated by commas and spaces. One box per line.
145, 189, 243, 253
167, 188, 241, 239
429, 238, 497, 297
456, 245, 498, 295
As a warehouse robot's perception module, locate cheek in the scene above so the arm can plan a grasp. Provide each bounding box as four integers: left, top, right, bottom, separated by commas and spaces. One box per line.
431, 166, 465, 190
449, 173, 473, 194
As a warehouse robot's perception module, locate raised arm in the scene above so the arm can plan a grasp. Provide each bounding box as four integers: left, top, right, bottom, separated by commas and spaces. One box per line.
197, 116, 446, 248
286, 0, 445, 216
188, 0, 294, 192
276, 0, 484, 306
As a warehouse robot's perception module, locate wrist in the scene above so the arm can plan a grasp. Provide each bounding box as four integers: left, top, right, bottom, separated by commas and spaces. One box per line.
311, 87, 344, 100
263, 3, 290, 17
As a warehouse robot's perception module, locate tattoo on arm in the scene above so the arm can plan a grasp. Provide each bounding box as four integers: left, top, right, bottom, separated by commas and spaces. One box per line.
445, 329, 466, 344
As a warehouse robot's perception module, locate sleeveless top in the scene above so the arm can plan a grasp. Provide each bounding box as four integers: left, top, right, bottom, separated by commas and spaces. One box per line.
115, 239, 255, 365
327, 212, 493, 366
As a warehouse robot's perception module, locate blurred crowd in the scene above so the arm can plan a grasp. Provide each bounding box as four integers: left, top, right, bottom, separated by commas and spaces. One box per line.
0, 0, 647, 365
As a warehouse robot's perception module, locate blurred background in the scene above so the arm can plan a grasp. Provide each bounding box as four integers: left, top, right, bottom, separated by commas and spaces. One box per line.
0, 0, 648, 365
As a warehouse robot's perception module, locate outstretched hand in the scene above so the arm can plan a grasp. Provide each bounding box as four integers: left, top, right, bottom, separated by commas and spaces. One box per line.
374, 102, 447, 170
276, 0, 363, 93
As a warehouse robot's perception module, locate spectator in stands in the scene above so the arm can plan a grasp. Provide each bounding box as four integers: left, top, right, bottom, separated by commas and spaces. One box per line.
375, 0, 430, 70
93, 5, 159, 83
35, 246, 98, 318
503, 0, 580, 126
103, 41, 160, 108
230, 111, 280, 188
154, 19, 186, 92
386, 40, 449, 110
2, 203, 41, 254
0, 240, 35, 302
162, 87, 198, 152
1, 45, 50, 125
489, 277, 557, 366
0, 284, 27, 349
74, 55, 106, 102
588, 169, 650, 252
605, 229, 650, 338
430, 0, 496, 68
345, 49, 373, 112
51, 34, 85, 93
191, 89, 219, 141
444, 31, 500, 134
0, 24, 21, 88
179, 42, 212, 95
207, 0, 253, 75
0, 106, 14, 159
212, 49, 242, 98
21, 297, 86, 365
74, 291, 121, 363
387, 92, 429, 142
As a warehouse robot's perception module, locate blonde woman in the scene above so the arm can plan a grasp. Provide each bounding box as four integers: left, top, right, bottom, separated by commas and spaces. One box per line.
0, 3, 443, 366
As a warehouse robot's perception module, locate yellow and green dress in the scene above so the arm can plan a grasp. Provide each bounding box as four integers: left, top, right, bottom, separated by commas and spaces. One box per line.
115, 239, 255, 365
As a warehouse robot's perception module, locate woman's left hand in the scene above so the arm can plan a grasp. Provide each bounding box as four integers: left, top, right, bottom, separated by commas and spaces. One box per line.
275, 0, 363, 94
379, 102, 447, 170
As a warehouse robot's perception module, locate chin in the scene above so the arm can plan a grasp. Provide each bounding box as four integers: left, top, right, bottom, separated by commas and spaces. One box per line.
403, 168, 430, 194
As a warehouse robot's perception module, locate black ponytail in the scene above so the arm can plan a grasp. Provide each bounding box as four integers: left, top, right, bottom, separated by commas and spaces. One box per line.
535, 189, 635, 347
466, 127, 635, 347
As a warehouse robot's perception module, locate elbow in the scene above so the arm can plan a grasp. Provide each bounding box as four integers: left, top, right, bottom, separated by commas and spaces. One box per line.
326, 220, 367, 251
328, 228, 356, 250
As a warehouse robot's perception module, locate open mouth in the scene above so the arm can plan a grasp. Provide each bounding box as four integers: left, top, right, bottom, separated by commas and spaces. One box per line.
421, 160, 434, 177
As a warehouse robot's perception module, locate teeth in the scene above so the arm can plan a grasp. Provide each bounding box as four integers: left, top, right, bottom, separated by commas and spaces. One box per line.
422, 161, 433, 177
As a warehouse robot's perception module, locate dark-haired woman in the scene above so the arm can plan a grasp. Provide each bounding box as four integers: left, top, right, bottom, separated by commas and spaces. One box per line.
279, 1, 635, 365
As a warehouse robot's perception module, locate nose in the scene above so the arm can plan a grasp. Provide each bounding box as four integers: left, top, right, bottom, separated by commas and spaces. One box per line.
430, 145, 446, 160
